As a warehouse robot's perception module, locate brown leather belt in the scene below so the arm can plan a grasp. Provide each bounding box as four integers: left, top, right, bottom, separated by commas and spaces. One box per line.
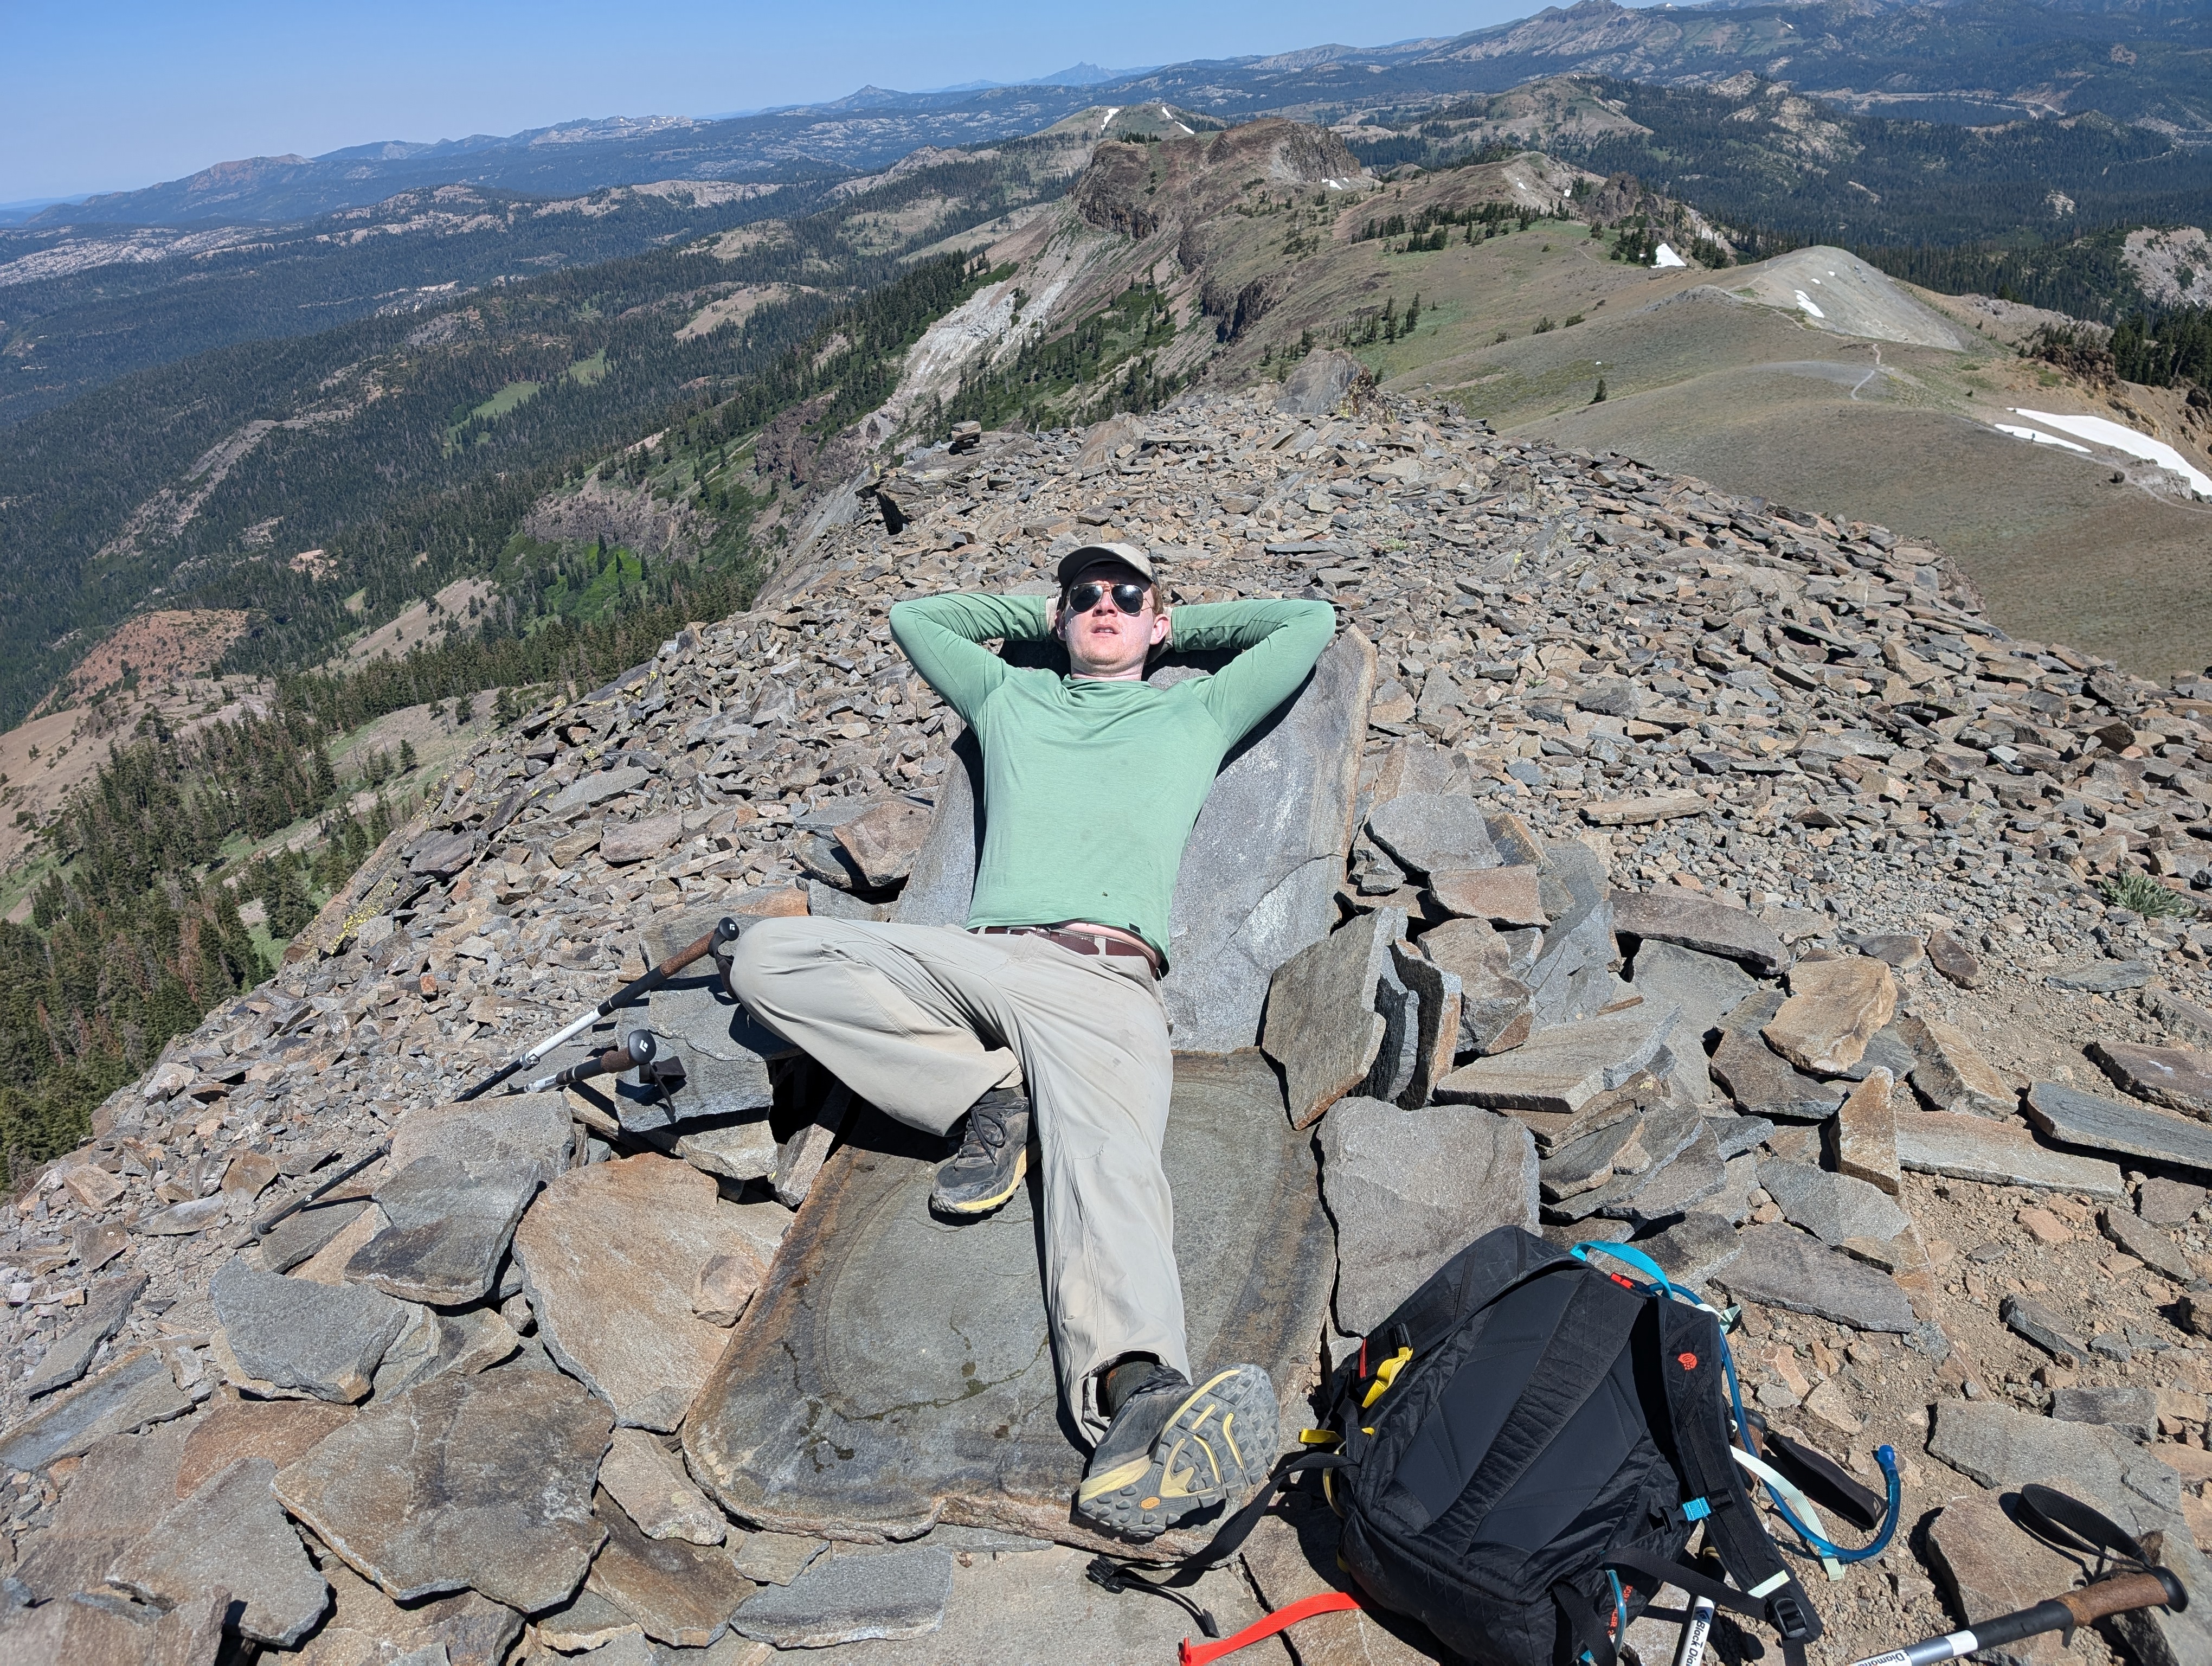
973, 924, 1159, 973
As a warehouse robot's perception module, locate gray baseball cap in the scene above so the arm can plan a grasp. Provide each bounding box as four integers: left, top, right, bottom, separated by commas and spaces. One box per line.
1055, 541, 1155, 589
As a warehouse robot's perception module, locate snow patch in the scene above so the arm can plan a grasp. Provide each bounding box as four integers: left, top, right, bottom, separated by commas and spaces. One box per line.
2012, 408, 2212, 497
1994, 423, 2092, 454
1651, 243, 1687, 269
1794, 290, 1825, 319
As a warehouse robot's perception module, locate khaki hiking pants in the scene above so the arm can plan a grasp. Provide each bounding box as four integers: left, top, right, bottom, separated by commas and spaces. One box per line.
725, 917, 1183, 1442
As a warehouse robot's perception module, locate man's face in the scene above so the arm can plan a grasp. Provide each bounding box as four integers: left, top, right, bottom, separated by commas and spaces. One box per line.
1057, 561, 1170, 680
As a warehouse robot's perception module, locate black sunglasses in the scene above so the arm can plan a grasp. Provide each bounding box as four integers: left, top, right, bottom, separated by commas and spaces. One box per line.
1065, 580, 1150, 616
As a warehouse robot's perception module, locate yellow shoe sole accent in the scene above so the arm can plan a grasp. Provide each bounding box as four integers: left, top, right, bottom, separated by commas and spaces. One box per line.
1076, 1453, 1156, 1504
1076, 1364, 1277, 1536
932, 1146, 1026, 1215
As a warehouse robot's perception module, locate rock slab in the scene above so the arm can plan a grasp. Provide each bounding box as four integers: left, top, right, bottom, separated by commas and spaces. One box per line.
599, 1426, 726, 1544
2024, 1080, 2212, 1176
275, 1367, 613, 1612
1610, 889, 1787, 976
1831, 1069, 1901, 1196
1708, 991, 1844, 1122
1318, 1098, 1539, 1335
1434, 1002, 1678, 1117
1755, 1159, 1909, 1247
683, 1050, 1333, 1555
1928, 1401, 2182, 1535
211, 1257, 411, 1403
1365, 792, 1500, 879
1763, 956, 1898, 1075
24, 1272, 147, 1399
1713, 1225, 1917, 1332
346, 1094, 574, 1302
1262, 907, 1396, 1129
0, 1345, 196, 1471
515, 1153, 762, 1431
2089, 1041, 2212, 1120
108, 1457, 331, 1646
730, 1547, 954, 1649
1898, 1110, 2125, 1197
1926, 1490, 2080, 1666
584, 1490, 753, 1646
177, 1394, 357, 1498
1905, 1016, 2014, 1116
1427, 866, 1544, 927
299, 1558, 524, 1666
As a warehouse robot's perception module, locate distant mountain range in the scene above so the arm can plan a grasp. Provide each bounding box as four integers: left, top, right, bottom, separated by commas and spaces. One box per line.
31, 0, 2212, 228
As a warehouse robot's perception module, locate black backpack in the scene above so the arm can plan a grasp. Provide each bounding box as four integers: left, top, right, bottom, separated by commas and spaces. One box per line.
1117, 1227, 1877, 1666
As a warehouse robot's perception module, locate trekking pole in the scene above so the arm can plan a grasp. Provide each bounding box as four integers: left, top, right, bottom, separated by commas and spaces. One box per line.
455, 916, 741, 1101
1674, 1593, 1716, 1666
1845, 1569, 2185, 1666
516, 1029, 662, 1094
251, 1139, 391, 1238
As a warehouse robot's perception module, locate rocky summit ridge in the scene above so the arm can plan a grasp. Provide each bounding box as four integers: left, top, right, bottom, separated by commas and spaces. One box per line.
5, 376, 2212, 1665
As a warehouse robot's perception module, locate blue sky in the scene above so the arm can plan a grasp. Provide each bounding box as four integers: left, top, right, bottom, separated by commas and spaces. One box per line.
2, 0, 1571, 203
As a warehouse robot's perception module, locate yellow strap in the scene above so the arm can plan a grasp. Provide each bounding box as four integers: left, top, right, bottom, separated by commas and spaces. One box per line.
1360, 1348, 1413, 1409
1298, 1428, 1341, 1447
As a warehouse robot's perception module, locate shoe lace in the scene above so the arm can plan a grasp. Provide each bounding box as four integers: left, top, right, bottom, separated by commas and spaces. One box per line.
963, 1101, 1013, 1158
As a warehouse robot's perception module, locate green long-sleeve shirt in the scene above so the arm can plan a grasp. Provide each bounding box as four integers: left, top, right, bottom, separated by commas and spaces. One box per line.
887, 593, 1336, 966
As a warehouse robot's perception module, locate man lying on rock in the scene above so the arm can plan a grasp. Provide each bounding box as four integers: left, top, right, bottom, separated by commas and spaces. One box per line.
725, 540, 1334, 1539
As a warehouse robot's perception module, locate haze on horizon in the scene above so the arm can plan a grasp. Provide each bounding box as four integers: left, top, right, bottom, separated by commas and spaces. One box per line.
4, 0, 1584, 206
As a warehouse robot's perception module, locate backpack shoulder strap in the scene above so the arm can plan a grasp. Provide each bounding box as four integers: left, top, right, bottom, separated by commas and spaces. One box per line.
1605, 1547, 1813, 1666
1650, 1304, 1824, 1651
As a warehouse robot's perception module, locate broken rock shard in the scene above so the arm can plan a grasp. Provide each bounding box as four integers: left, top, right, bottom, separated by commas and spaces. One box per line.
1762, 955, 1898, 1076
107, 1456, 331, 1646
1610, 888, 1788, 977
1262, 906, 1397, 1129
1319, 1097, 1538, 1335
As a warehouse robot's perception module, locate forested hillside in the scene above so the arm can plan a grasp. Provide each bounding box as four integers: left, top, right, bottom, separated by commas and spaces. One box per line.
0, 705, 390, 1177
0, 179, 821, 424
0, 152, 1058, 1173
0, 140, 1078, 733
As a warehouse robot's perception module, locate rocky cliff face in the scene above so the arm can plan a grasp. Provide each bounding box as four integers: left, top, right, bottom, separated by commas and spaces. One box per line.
5, 385, 2212, 1664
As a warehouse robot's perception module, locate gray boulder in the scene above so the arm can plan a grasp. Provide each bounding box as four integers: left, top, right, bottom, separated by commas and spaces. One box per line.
210, 1259, 411, 1404
1365, 793, 1500, 879
1317, 1098, 1538, 1334
1273, 349, 1369, 415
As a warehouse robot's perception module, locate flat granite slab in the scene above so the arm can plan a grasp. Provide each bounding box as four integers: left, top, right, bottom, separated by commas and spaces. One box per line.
683, 1049, 1334, 1557
893, 631, 1374, 1053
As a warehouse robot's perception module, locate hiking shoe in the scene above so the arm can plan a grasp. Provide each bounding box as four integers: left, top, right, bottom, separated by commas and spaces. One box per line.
928, 1088, 1030, 1217
1075, 1363, 1279, 1540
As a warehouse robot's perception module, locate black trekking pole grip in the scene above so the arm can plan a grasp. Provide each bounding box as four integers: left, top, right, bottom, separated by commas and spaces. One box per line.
588, 915, 742, 1017
530, 1029, 659, 1093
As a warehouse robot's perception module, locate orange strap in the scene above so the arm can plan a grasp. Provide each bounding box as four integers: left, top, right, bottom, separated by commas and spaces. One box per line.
1179, 1592, 1362, 1666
